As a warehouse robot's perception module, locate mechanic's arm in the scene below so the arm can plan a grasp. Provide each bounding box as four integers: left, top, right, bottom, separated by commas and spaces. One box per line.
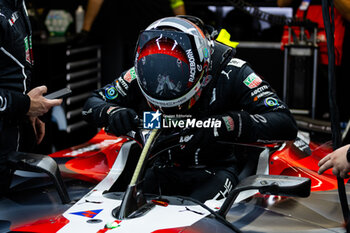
0, 86, 61, 118
277, 0, 293, 7
334, 0, 350, 22
83, 68, 140, 136
318, 144, 350, 178
83, 0, 104, 32
0, 88, 30, 119
220, 63, 298, 143
0, 86, 62, 143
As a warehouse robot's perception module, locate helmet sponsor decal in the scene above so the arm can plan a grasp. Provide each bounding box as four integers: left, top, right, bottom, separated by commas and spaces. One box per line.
177, 58, 182, 67
201, 74, 212, 88
243, 73, 262, 89
146, 17, 205, 39
186, 49, 196, 82
187, 87, 202, 109
203, 47, 209, 60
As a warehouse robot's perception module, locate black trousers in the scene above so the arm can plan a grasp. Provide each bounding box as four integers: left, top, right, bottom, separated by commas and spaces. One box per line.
142, 164, 239, 203
0, 121, 19, 194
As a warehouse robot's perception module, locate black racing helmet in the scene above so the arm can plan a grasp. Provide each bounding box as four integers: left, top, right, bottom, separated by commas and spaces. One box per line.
134, 16, 212, 113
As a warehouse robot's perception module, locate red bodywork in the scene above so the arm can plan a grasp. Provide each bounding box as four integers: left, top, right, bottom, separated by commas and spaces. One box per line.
52, 129, 343, 191
13, 216, 69, 233
50, 129, 130, 183
269, 140, 348, 191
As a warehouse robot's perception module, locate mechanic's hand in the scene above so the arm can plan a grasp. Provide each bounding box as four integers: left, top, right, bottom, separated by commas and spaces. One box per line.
27, 86, 62, 117
318, 144, 350, 178
179, 115, 234, 152
30, 116, 45, 144
107, 107, 139, 136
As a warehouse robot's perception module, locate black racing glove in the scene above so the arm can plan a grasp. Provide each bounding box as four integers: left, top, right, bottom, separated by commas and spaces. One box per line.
106, 107, 139, 136
179, 115, 235, 153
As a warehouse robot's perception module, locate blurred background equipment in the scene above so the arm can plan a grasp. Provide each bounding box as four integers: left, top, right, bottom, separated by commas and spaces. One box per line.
44, 10, 73, 37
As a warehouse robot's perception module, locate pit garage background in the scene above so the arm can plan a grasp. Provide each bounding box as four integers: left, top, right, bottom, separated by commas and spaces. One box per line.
25, 0, 350, 153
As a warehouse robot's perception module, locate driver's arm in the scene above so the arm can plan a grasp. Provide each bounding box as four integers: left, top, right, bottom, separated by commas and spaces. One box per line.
220, 62, 298, 143
83, 67, 141, 129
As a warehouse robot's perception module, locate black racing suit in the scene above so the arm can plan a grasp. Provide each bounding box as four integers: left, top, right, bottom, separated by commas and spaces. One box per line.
0, 0, 33, 190
83, 42, 298, 201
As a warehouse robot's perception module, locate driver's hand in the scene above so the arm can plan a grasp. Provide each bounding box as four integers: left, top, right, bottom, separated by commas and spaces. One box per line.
106, 107, 139, 136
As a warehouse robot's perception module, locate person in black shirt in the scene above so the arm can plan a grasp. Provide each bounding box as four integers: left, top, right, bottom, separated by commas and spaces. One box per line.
0, 0, 62, 195
83, 16, 297, 202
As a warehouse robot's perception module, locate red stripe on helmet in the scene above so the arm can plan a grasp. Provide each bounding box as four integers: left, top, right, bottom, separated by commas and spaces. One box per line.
137, 38, 189, 64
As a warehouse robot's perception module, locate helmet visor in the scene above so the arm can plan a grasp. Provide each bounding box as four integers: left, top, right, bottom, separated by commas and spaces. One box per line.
135, 30, 206, 109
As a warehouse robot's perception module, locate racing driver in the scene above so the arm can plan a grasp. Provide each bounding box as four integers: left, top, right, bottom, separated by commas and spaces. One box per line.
83, 16, 298, 202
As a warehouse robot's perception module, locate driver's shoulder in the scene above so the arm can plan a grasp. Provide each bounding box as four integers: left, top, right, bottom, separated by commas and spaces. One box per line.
217, 58, 251, 85
121, 67, 138, 84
